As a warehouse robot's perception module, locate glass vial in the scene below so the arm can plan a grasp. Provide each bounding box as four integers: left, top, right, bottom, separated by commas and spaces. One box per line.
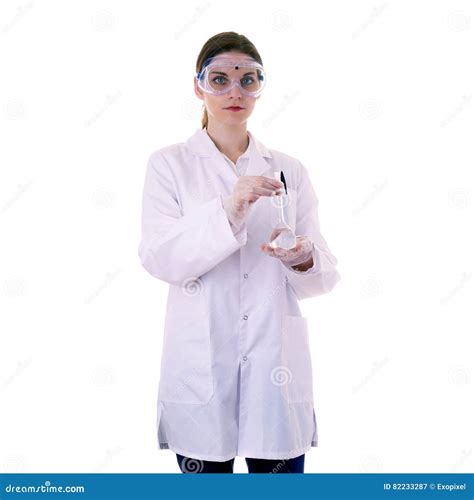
268, 171, 297, 250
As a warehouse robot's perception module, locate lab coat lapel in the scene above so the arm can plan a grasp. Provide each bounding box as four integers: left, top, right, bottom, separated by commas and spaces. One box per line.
185, 128, 273, 180
244, 130, 274, 178
185, 129, 235, 188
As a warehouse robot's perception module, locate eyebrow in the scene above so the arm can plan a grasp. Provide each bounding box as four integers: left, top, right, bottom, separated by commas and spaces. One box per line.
210, 70, 256, 77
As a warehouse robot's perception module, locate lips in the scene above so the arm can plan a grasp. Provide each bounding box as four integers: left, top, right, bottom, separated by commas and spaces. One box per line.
225, 106, 244, 111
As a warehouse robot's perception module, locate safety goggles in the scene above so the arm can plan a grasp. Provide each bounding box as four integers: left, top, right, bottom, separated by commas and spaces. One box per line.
196, 55, 266, 97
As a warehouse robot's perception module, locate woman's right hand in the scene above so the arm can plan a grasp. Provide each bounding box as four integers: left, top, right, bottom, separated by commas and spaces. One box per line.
222, 176, 284, 231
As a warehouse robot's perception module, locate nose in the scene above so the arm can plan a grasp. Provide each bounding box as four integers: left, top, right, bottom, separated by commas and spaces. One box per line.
227, 81, 243, 99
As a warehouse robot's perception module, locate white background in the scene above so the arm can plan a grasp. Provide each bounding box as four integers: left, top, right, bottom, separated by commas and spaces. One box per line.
0, 0, 473, 474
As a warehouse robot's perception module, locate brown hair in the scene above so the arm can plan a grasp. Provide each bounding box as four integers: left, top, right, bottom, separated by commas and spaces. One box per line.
195, 32, 263, 129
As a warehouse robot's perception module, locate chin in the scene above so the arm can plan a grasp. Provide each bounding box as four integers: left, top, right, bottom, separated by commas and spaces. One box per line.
224, 117, 249, 126
221, 111, 251, 121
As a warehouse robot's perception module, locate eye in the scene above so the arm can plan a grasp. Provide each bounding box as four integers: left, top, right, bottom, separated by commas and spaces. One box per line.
241, 76, 255, 86
212, 76, 227, 86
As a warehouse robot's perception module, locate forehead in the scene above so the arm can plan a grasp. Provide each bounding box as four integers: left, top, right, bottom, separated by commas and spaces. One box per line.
208, 52, 257, 67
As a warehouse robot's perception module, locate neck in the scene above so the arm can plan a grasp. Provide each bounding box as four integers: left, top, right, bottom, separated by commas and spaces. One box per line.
205, 121, 249, 160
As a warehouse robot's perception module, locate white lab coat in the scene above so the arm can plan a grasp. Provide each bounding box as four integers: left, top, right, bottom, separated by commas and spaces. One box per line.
138, 128, 340, 461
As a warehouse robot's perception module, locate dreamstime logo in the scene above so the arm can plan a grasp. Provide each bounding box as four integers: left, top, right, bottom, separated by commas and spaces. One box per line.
447, 11, 470, 32
84, 91, 123, 128
2, 276, 27, 298
360, 275, 383, 298
255, 276, 288, 314
360, 455, 383, 472
4, 99, 26, 119
2, 357, 32, 390
448, 365, 470, 386
351, 3, 389, 39
0, 180, 34, 215
270, 189, 292, 210
440, 94, 471, 127
161, 364, 207, 403
2, 453, 26, 472
93, 446, 124, 472
173, 2, 212, 40
181, 457, 204, 473
269, 10, 292, 32
352, 356, 389, 394
181, 277, 203, 296
91, 188, 116, 209
270, 366, 292, 386
92, 366, 117, 387
448, 188, 470, 209
268, 445, 306, 473
359, 99, 382, 120
90, 10, 116, 32
449, 448, 472, 472
83, 268, 123, 304
440, 272, 471, 305
1, 1, 33, 34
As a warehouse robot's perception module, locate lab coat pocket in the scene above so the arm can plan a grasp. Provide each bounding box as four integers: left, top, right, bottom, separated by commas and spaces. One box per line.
280, 314, 314, 403
158, 288, 214, 404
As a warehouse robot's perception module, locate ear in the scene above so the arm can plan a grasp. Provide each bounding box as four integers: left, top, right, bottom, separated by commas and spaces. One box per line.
194, 76, 204, 101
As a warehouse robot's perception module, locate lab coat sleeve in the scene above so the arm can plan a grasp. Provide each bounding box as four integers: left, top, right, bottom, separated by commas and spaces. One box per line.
282, 160, 341, 300
138, 152, 248, 285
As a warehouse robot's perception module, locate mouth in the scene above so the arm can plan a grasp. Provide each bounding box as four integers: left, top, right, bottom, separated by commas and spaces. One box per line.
224, 106, 244, 111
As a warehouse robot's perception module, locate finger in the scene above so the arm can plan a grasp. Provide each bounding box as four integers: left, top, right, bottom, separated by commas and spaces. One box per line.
251, 186, 280, 197
246, 176, 284, 192
260, 243, 279, 257
251, 187, 285, 200
256, 176, 284, 190
269, 228, 284, 240
288, 242, 302, 254
262, 179, 284, 191
274, 248, 291, 258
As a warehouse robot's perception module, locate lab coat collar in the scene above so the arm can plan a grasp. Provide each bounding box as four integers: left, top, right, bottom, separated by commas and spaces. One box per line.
185, 128, 272, 159
185, 128, 273, 178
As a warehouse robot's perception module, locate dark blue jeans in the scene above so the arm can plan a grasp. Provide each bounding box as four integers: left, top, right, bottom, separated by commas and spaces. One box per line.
176, 453, 305, 473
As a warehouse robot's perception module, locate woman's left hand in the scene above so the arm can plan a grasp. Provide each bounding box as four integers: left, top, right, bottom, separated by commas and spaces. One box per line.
260, 231, 314, 267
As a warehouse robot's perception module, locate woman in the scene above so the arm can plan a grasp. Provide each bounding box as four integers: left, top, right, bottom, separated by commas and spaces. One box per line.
138, 32, 341, 474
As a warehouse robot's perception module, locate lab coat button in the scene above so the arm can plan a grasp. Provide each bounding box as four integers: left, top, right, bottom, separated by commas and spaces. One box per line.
243, 356, 248, 361
243, 273, 248, 278
243, 315, 248, 320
